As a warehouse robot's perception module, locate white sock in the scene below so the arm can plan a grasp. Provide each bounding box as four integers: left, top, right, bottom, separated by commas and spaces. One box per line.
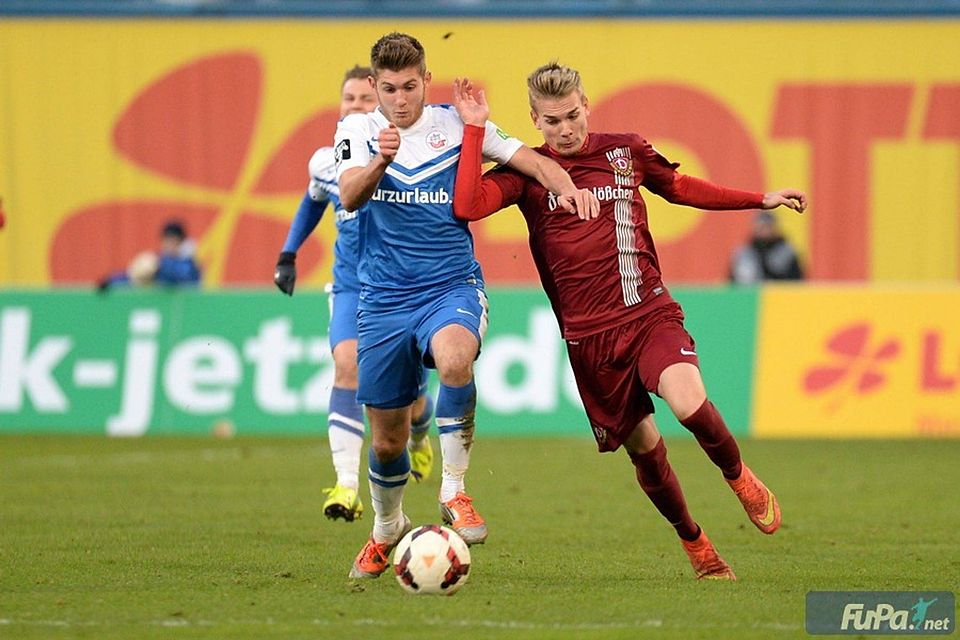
368, 448, 410, 542
327, 387, 365, 490
436, 381, 477, 503
328, 421, 363, 490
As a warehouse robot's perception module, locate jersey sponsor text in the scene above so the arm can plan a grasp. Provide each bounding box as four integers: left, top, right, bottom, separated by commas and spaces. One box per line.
371, 186, 452, 205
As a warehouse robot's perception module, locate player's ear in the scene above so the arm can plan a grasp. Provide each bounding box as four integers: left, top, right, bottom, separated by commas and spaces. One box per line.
367, 74, 376, 89
423, 70, 432, 88
530, 109, 542, 131
582, 95, 591, 117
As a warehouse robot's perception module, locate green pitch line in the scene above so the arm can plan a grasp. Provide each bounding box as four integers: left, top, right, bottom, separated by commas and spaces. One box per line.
1, 436, 957, 640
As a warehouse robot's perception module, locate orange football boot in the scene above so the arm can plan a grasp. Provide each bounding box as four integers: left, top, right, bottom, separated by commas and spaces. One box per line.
727, 464, 781, 534
439, 492, 487, 545
348, 516, 412, 579
681, 528, 737, 581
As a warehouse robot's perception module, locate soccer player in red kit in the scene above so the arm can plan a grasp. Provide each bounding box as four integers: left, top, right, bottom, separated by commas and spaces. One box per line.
451, 64, 807, 580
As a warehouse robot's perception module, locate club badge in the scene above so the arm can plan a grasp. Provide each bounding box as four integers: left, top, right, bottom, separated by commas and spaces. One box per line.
426, 129, 448, 150
609, 156, 631, 176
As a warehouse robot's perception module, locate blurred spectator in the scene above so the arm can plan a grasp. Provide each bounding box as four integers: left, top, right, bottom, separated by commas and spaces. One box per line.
155, 220, 201, 285
98, 219, 202, 290
729, 211, 804, 284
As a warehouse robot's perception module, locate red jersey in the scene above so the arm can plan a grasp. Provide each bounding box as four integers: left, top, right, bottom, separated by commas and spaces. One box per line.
455, 127, 763, 339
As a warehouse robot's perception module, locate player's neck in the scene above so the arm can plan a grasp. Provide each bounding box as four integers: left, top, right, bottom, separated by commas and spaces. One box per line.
546, 133, 590, 158
386, 105, 429, 132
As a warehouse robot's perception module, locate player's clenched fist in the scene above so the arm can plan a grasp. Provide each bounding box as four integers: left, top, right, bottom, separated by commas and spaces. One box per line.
761, 188, 808, 213
378, 123, 401, 163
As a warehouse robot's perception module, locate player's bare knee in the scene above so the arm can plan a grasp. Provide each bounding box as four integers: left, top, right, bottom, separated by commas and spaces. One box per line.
366, 406, 411, 460
333, 363, 359, 388
436, 358, 473, 387
669, 392, 707, 422
370, 437, 405, 463
624, 415, 662, 456
369, 424, 408, 461
332, 340, 359, 387
430, 326, 479, 386
432, 343, 476, 385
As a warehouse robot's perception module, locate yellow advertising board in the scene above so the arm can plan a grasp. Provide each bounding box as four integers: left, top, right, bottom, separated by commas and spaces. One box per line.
754, 287, 960, 437
1, 19, 959, 287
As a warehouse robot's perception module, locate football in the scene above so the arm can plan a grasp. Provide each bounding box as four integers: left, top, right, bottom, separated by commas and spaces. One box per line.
393, 525, 471, 595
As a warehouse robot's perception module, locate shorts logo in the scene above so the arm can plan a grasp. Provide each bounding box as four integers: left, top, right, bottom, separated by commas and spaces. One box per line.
592, 426, 607, 444
426, 129, 448, 150
335, 139, 351, 163
680, 348, 697, 356
456, 307, 477, 318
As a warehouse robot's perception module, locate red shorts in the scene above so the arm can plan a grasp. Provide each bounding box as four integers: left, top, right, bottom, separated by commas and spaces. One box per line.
565, 303, 699, 452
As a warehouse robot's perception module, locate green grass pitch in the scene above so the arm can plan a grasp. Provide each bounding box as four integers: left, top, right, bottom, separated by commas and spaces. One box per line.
2, 435, 957, 639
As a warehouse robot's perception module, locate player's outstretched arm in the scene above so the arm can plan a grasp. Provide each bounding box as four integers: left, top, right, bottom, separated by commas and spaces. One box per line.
658, 173, 809, 215
761, 188, 808, 213
506, 149, 599, 220
274, 191, 329, 296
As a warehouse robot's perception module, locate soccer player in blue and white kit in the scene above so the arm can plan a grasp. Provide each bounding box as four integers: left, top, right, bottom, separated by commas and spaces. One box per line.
274, 66, 436, 524
337, 33, 598, 579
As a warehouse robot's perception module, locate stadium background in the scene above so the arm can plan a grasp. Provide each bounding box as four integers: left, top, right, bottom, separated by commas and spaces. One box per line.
0, 1, 958, 439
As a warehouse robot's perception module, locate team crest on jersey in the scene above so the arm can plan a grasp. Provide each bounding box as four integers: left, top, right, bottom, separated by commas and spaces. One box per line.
426, 129, 448, 150
609, 156, 631, 176
605, 146, 633, 176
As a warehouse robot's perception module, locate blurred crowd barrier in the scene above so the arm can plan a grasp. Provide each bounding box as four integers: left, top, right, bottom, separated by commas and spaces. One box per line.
1, 18, 959, 287
0, 286, 956, 438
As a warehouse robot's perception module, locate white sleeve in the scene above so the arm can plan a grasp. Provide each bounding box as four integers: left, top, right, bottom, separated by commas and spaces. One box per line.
307, 148, 336, 203
334, 114, 373, 180
481, 120, 524, 165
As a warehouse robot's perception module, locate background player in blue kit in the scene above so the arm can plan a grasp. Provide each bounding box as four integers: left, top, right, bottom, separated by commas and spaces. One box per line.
274, 66, 436, 524
336, 32, 598, 579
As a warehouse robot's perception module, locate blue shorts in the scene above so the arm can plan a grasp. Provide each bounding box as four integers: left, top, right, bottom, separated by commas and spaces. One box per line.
328, 286, 360, 350
357, 281, 489, 409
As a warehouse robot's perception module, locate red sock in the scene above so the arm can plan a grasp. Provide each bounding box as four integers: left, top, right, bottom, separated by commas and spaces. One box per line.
628, 437, 700, 541
680, 399, 743, 480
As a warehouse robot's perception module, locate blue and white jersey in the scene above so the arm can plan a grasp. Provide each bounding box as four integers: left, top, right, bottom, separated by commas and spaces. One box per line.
304, 147, 361, 294
334, 104, 523, 307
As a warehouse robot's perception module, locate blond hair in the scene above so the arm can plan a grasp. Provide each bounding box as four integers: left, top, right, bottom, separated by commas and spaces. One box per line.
370, 32, 426, 75
527, 62, 585, 109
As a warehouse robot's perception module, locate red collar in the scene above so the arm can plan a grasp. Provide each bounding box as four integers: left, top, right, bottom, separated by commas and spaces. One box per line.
544, 133, 590, 158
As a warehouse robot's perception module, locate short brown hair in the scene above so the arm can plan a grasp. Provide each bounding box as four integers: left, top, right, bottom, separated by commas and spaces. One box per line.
341, 64, 373, 88
527, 61, 586, 109
370, 32, 426, 75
